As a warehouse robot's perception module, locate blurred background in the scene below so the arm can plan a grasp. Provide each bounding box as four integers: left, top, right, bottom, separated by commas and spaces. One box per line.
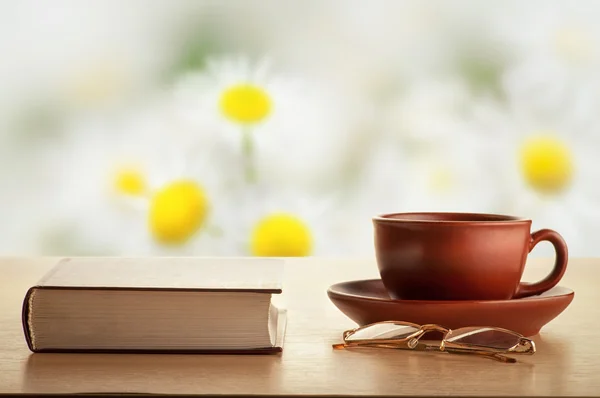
1, 0, 599, 257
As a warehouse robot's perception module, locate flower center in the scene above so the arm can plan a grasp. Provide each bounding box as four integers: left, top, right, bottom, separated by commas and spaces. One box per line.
113, 167, 146, 196
519, 134, 574, 194
429, 166, 454, 193
554, 26, 593, 63
67, 62, 126, 105
219, 84, 272, 124
148, 180, 209, 245
250, 213, 312, 257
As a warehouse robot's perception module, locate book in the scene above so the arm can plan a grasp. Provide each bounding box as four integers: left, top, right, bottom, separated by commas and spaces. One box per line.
22, 257, 287, 354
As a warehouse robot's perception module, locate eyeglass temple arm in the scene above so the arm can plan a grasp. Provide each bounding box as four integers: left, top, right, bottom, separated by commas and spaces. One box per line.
441, 338, 535, 355
333, 336, 420, 350
413, 341, 516, 363
441, 345, 517, 363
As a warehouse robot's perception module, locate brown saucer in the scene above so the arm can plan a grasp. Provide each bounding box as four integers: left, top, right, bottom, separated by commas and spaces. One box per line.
327, 279, 574, 336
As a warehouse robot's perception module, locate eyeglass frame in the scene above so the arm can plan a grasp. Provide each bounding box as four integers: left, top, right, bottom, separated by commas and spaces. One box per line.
333, 320, 536, 363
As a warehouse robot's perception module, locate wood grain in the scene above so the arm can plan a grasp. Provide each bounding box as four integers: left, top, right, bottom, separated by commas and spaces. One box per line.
0, 256, 598, 396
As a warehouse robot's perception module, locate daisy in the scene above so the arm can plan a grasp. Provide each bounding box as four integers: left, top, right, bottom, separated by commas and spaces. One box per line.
471, 88, 600, 257
340, 79, 509, 256
347, 132, 502, 252
491, 0, 600, 124
493, 0, 600, 69
38, 100, 236, 256
368, 78, 502, 210
381, 77, 476, 151
223, 183, 343, 257
172, 55, 365, 194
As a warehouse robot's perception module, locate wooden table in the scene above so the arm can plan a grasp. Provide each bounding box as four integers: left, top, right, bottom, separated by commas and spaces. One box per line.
0, 257, 598, 396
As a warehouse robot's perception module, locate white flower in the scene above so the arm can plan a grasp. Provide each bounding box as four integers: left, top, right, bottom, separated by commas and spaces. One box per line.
471, 86, 600, 256
491, 1, 600, 122
171, 55, 366, 194
367, 78, 501, 209
493, 1, 600, 69
340, 78, 508, 256
38, 100, 236, 256
223, 183, 343, 257
351, 133, 500, 221
382, 78, 475, 150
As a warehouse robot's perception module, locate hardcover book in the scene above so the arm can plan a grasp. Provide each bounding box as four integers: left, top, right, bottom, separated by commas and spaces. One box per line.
22, 257, 287, 354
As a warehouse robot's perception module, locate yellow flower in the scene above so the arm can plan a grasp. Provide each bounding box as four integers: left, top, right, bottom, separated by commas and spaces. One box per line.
113, 166, 146, 196
250, 213, 312, 257
219, 83, 272, 124
148, 180, 209, 245
519, 134, 574, 194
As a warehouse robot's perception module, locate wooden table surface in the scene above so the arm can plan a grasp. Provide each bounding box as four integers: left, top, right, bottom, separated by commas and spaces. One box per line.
0, 256, 598, 396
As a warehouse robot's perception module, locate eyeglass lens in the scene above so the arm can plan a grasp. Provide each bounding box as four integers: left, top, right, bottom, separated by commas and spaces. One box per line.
346, 323, 420, 342
446, 327, 522, 350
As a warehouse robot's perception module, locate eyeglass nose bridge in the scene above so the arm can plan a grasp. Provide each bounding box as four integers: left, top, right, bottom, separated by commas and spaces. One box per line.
420, 324, 450, 334
406, 324, 451, 349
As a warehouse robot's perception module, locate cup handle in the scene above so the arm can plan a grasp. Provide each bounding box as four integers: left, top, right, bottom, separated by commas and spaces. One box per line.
514, 229, 568, 299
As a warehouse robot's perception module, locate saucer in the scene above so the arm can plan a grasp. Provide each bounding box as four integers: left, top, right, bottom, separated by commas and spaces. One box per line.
327, 279, 574, 336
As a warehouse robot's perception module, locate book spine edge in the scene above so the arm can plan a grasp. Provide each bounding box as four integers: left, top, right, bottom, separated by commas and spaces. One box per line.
21, 286, 38, 353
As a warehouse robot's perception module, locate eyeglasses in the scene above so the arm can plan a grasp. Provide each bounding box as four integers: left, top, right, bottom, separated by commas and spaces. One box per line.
332, 321, 535, 363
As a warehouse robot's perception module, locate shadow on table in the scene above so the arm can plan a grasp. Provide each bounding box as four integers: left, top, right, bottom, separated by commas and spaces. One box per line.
332, 332, 571, 396
22, 352, 282, 395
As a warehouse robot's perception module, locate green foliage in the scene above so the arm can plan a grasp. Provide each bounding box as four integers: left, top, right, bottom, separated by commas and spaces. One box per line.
9, 101, 65, 147
162, 24, 225, 82
453, 40, 512, 100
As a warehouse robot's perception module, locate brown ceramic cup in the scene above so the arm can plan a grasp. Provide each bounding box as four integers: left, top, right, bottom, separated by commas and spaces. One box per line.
373, 212, 568, 301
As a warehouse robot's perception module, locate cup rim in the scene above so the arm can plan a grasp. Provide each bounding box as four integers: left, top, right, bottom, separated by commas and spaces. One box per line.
372, 211, 532, 225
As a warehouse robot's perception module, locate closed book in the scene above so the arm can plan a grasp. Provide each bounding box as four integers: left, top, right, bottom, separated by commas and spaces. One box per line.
22, 257, 287, 354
